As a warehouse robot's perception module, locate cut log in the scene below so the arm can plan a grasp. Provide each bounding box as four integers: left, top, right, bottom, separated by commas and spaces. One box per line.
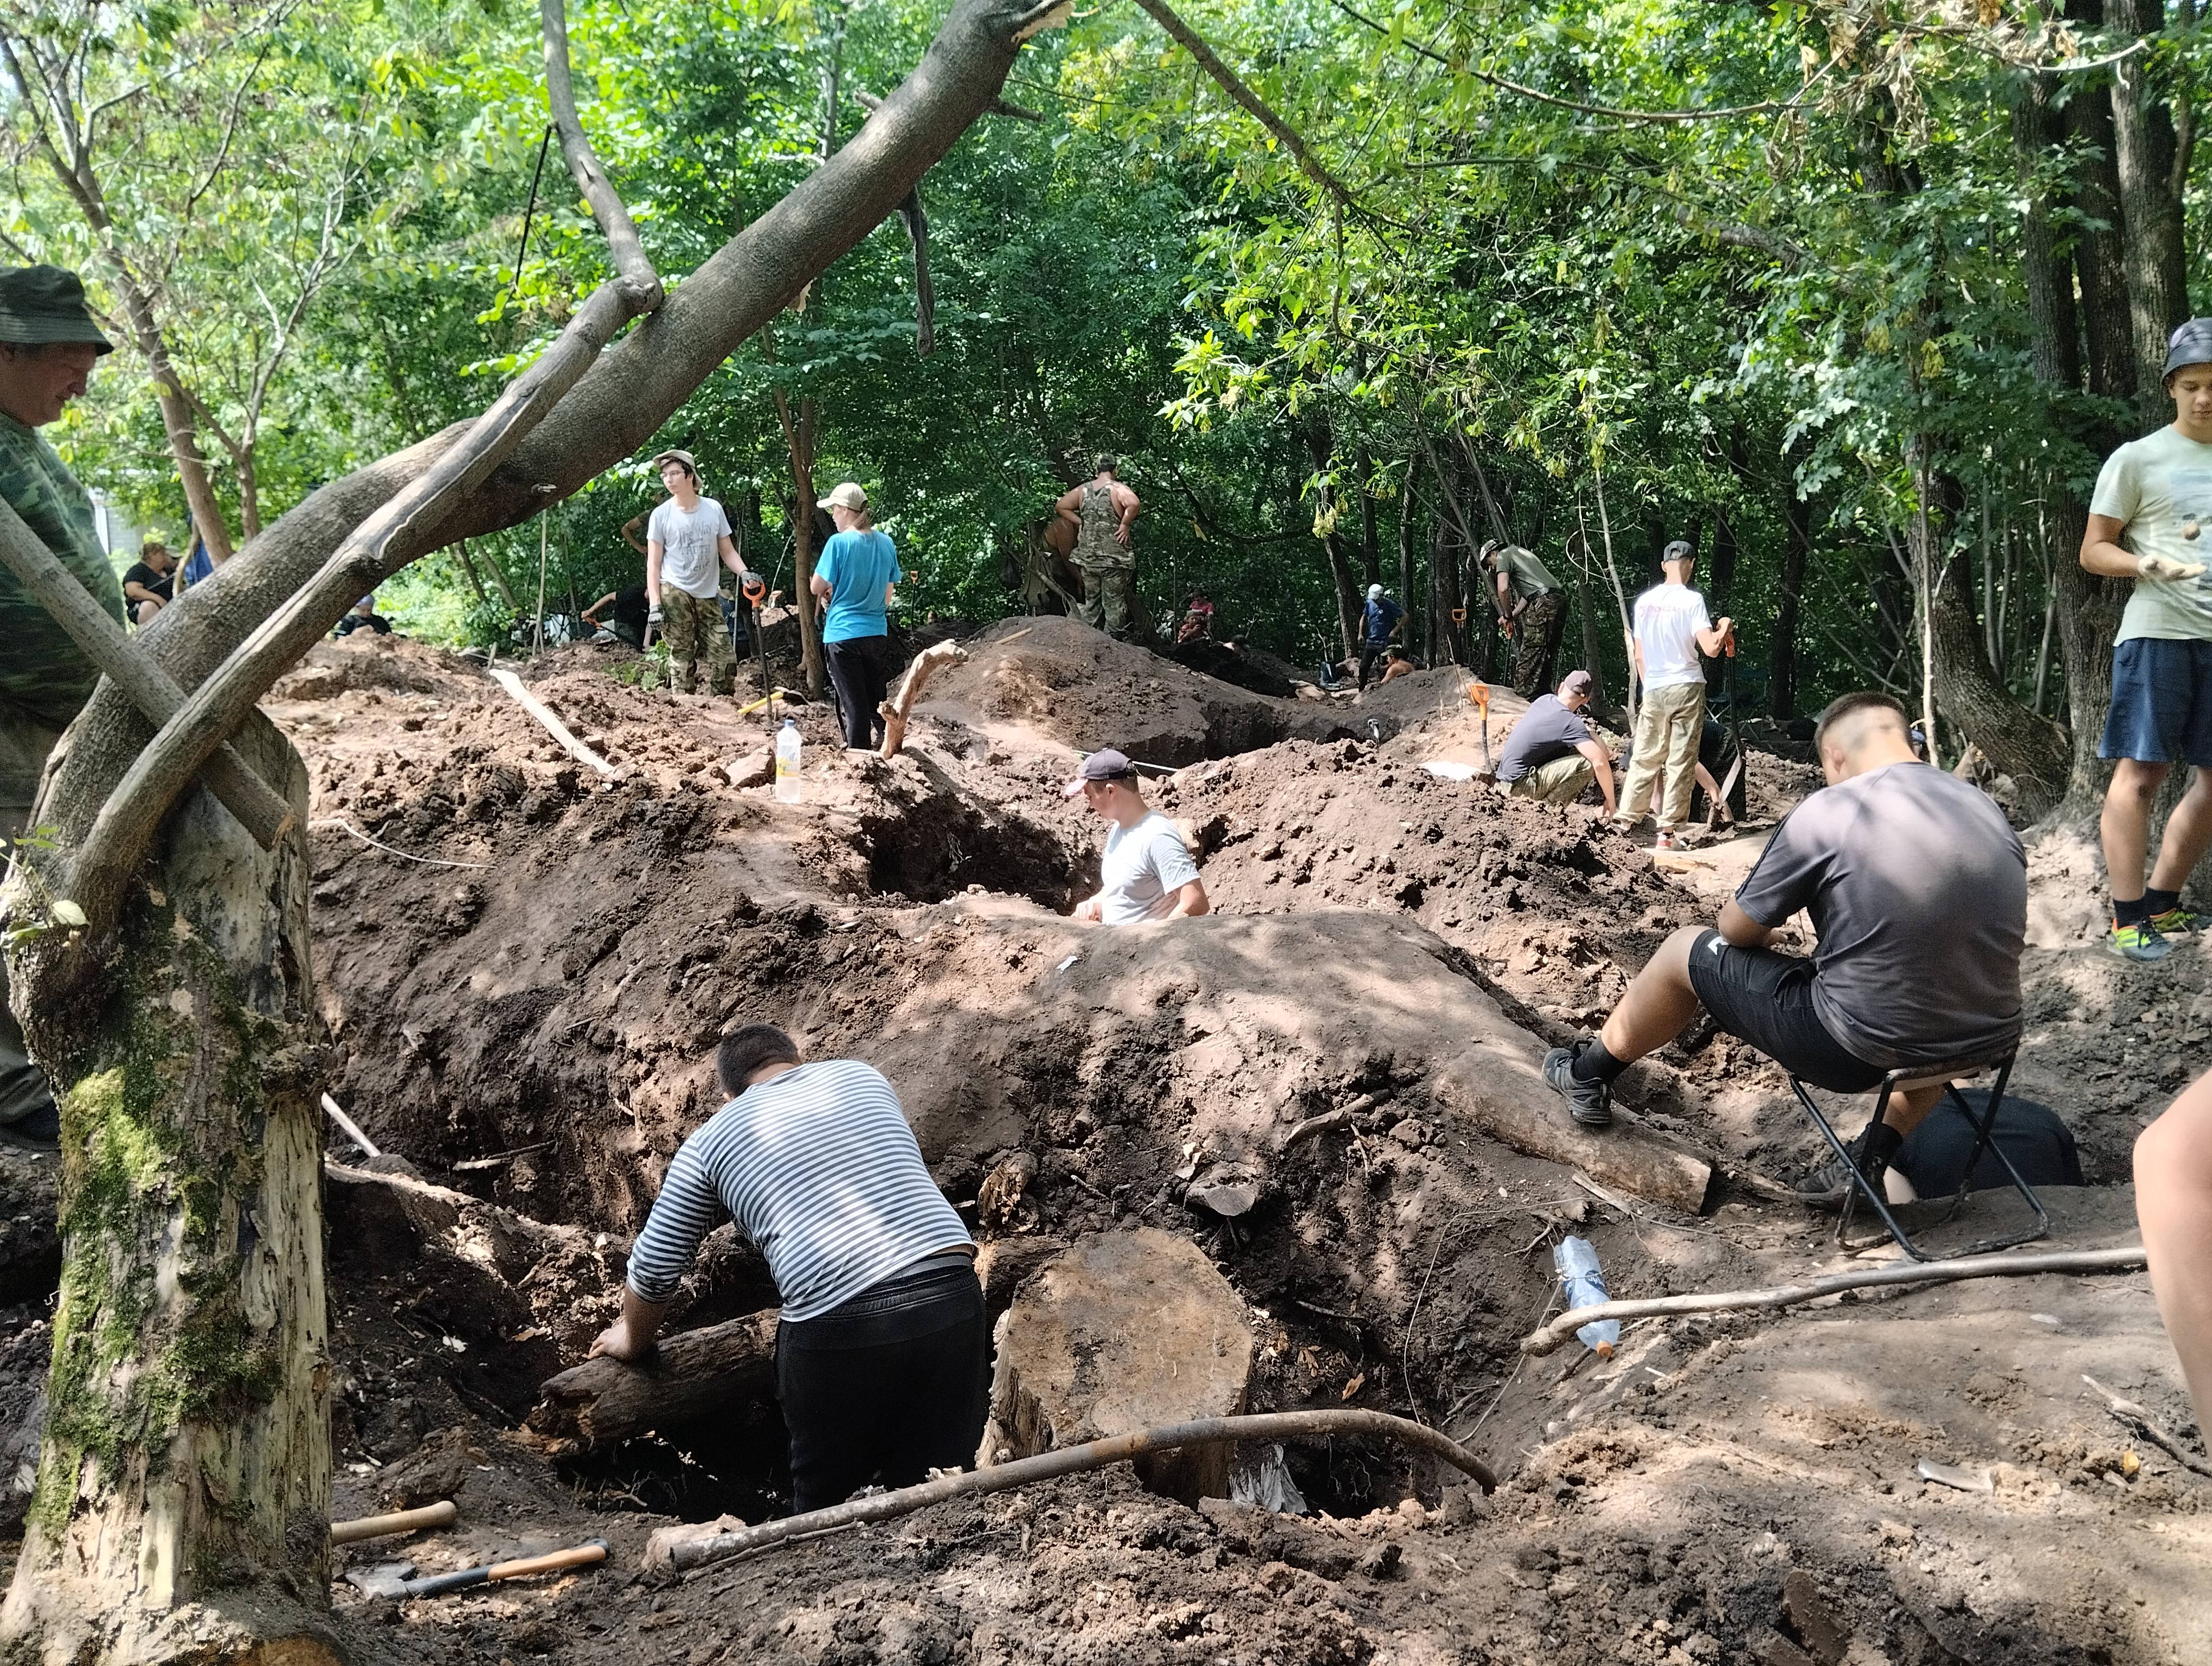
985, 1228, 1253, 1503
1429, 1046, 1716, 1216
879, 638, 968, 758
533, 1310, 779, 1445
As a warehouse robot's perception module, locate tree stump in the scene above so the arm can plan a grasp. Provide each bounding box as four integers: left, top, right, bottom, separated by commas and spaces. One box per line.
983, 1228, 1253, 1503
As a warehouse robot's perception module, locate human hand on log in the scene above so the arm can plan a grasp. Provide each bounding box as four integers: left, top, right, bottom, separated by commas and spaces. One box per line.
588, 1313, 653, 1362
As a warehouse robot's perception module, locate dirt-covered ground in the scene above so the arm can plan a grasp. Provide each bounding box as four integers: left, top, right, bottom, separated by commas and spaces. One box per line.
1, 616, 2207, 1664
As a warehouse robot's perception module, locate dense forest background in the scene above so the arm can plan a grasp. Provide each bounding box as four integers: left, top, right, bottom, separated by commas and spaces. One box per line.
8, 0, 2208, 809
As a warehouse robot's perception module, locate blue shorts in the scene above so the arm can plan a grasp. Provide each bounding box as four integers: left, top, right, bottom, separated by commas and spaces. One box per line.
2100, 637, 2212, 766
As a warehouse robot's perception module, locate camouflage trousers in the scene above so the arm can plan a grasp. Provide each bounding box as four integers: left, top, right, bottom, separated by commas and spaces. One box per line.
0, 711, 61, 1127
1511, 591, 1567, 701
661, 588, 735, 695
1075, 559, 1136, 639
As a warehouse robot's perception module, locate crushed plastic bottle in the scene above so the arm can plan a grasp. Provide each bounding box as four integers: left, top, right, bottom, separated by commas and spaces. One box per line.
1552, 1235, 1619, 1357
774, 717, 802, 803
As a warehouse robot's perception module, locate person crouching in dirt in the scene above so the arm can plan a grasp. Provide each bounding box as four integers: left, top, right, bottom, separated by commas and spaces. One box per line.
1065, 748, 1210, 924
1542, 693, 2025, 1210
1496, 669, 1616, 816
2136, 1068, 2212, 1441
1378, 645, 1416, 684
591, 1024, 985, 1512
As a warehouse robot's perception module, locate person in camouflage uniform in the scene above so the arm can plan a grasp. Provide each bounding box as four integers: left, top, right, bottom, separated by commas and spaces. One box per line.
1054, 455, 1141, 639
1478, 537, 1569, 701
0, 265, 122, 1148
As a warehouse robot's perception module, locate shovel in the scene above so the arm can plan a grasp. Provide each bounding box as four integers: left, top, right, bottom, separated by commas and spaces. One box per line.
346, 1539, 608, 1602
1468, 680, 1492, 770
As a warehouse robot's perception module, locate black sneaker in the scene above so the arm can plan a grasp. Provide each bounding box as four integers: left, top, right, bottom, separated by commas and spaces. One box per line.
1792, 1123, 1898, 1212
0, 1100, 61, 1155
1542, 1040, 1614, 1129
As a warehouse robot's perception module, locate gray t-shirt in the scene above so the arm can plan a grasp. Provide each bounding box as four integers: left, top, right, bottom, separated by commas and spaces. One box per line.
649, 496, 734, 600
1496, 694, 1593, 783
1099, 811, 1200, 925
1734, 762, 2025, 1071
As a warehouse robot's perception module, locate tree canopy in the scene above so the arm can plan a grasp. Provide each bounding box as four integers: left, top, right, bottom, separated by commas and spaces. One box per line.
8, 0, 2205, 806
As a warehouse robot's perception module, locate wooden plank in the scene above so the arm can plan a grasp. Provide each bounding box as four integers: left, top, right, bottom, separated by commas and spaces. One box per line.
487, 667, 618, 777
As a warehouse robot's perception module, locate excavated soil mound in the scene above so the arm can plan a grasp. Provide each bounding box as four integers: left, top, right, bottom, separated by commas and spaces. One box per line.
921, 615, 1364, 765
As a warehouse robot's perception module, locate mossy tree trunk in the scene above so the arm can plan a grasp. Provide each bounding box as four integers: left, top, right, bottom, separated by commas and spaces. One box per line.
0, 715, 332, 1666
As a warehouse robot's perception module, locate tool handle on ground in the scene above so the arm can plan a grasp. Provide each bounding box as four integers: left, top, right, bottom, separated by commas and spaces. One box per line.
331, 1500, 456, 1546
487, 1541, 608, 1582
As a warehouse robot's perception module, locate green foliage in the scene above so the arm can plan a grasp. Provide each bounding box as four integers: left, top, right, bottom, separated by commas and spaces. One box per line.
7, 0, 2191, 725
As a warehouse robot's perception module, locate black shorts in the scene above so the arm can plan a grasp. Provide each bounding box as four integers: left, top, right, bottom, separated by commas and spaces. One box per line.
1685, 930, 1886, 1093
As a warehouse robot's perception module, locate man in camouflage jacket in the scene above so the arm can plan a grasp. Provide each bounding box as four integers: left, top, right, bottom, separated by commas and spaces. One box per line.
0, 265, 122, 1146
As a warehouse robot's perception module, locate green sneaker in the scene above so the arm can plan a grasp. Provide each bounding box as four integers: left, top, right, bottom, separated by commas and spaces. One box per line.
2149, 906, 2206, 935
2108, 921, 2174, 963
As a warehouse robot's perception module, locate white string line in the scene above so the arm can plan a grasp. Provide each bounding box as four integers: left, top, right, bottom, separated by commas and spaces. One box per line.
308, 817, 494, 870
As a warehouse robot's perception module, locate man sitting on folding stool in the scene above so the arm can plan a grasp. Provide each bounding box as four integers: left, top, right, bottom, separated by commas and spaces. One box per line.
1542, 691, 2027, 1208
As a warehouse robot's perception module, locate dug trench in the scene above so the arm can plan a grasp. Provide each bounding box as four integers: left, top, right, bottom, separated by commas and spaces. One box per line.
0, 619, 2204, 1664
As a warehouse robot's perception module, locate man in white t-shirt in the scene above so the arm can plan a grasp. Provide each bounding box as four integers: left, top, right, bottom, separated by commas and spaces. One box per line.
1613, 541, 1732, 848
2080, 319, 2212, 962
645, 449, 751, 696
1064, 748, 1209, 925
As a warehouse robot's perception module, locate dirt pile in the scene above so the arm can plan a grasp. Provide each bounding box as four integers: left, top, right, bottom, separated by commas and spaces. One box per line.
920, 616, 1366, 765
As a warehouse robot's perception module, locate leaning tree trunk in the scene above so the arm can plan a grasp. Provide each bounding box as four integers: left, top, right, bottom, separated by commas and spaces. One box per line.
0, 715, 328, 1664
0, 0, 1055, 1657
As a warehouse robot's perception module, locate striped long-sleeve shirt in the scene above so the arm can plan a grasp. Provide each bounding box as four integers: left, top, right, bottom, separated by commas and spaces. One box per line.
625, 1059, 972, 1323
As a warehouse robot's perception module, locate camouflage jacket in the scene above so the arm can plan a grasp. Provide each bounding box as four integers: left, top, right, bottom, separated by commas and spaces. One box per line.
0, 413, 122, 732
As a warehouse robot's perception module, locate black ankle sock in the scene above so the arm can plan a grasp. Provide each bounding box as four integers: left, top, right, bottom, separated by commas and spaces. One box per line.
1571, 1038, 1631, 1086
1859, 1119, 1906, 1170
2144, 886, 2181, 917
2114, 895, 2152, 928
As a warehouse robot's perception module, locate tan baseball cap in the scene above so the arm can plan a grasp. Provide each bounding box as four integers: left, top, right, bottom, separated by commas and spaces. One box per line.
818, 481, 868, 512
651, 448, 697, 475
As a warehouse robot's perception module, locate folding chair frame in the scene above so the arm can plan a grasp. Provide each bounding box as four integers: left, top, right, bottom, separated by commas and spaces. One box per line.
1788, 1049, 2049, 1263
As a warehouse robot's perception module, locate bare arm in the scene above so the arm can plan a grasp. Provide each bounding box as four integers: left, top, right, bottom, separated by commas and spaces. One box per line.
123, 581, 160, 607
1166, 877, 1210, 919
1115, 484, 1141, 547
1054, 486, 1083, 529
645, 543, 665, 609
623, 514, 650, 556
1695, 615, 1734, 657
589, 1285, 669, 1362
581, 590, 618, 623
1495, 571, 1513, 619
1716, 897, 1774, 949
1576, 738, 1616, 817
717, 534, 747, 578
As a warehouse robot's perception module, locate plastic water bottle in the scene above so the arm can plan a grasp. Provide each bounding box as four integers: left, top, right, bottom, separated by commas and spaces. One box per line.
774, 717, 802, 803
1552, 1236, 1619, 1358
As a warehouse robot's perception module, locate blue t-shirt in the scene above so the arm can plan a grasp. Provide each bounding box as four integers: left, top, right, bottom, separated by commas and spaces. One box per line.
815, 530, 901, 644
1363, 596, 1403, 645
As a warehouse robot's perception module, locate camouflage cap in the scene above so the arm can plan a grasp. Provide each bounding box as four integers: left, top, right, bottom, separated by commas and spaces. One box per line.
0, 266, 113, 354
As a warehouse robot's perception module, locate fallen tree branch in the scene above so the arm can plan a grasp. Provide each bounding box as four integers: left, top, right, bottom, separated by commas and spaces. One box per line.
1128, 0, 1358, 207
0, 496, 291, 851
488, 668, 619, 777
645, 1408, 1496, 1573
65, 277, 646, 933
541, 0, 663, 307
878, 638, 966, 757
2082, 1374, 2212, 1479
1521, 1245, 2148, 1356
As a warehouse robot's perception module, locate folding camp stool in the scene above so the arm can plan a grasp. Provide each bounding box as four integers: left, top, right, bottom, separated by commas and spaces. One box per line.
1787, 1048, 2049, 1263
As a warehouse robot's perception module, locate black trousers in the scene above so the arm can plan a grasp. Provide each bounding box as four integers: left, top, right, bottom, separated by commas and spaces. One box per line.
825, 634, 893, 749
1357, 643, 1390, 689
775, 1253, 988, 1513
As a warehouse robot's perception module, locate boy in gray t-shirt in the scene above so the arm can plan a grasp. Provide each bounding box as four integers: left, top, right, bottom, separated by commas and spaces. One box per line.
2080, 316, 2212, 960
1063, 748, 1208, 925
1542, 693, 2025, 1207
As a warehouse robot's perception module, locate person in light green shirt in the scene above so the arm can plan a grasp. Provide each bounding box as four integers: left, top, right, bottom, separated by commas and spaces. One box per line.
0, 264, 120, 1148
1478, 539, 1568, 700
2081, 317, 2212, 963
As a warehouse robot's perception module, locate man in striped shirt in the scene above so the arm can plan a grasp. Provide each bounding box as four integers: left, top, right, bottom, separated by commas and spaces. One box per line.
591, 1025, 985, 1511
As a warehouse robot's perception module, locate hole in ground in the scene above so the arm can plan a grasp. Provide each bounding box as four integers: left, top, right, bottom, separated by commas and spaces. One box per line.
860, 796, 1094, 907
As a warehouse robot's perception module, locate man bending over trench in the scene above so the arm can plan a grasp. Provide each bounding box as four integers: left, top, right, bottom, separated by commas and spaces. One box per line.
1542, 692, 2027, 1206
592, 1024, 987, 1511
